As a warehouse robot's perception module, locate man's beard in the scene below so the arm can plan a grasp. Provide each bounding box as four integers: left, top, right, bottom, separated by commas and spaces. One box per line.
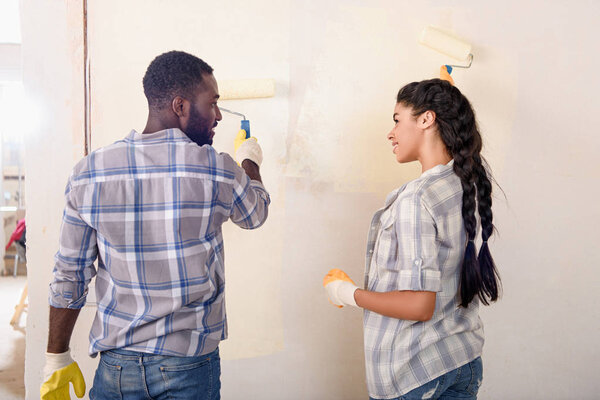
185, 106, 214, 146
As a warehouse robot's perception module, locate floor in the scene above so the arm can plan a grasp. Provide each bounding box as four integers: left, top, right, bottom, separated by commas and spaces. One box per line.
0, 275, 27, 399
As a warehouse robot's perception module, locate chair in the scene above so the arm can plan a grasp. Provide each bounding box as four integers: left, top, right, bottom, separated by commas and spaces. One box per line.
5, 219, 25, 277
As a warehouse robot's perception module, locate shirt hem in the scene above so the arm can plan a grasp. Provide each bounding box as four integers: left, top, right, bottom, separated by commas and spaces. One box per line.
367, 352, 483, 399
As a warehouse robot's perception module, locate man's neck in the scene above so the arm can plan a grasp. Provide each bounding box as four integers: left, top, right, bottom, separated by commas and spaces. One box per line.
142, 113, 179, 134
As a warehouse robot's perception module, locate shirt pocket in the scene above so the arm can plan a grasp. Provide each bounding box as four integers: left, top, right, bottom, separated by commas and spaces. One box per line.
368, 209, 398, 287
376, 210, 398, 265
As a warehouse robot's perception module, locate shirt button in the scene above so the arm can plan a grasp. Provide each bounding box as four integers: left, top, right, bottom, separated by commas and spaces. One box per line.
414, 258, 422, 266
369, 250, 373, 254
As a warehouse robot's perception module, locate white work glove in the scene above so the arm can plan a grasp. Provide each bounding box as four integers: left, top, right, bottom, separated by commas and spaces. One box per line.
323, 268, 359, 307
41, 350, 86, 399
234, 129, 263, 166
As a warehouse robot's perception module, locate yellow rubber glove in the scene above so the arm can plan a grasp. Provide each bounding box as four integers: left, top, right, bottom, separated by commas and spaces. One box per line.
41, 351, 86, 400
323, 268, 359, 308
234, 129, 263, 166
440, 65, 455, 85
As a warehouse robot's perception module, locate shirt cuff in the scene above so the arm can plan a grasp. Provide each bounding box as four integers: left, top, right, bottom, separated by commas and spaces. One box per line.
249, 180, 271, 203
49, 285, 88, 309
398, 269, 442, 292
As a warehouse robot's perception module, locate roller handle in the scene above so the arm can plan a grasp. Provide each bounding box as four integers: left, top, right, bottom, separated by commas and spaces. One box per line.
241, 120, 251, 139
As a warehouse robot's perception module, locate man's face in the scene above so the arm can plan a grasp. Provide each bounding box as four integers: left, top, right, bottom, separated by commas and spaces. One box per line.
181, 73, 222, 146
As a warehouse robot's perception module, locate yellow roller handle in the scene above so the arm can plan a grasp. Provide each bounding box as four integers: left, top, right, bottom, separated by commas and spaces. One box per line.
440, 65, 455, 85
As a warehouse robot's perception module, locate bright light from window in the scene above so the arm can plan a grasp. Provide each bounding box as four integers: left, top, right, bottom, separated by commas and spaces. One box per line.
0, 82, 25, 143
0, 0, 21, 43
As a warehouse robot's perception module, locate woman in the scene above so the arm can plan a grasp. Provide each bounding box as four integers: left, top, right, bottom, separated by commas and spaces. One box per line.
323, 79, 500, 400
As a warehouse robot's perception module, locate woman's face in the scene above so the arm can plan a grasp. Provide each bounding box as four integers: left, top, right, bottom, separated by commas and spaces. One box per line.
387, 103, 423, 164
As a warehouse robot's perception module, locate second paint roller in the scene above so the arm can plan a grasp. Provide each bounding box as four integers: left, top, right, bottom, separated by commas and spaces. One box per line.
218, 78, 275, 138
419, 26, 473, 84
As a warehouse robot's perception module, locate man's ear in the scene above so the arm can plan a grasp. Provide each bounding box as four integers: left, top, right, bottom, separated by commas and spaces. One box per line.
419, 110, 436, 130
171, 96, 188, 118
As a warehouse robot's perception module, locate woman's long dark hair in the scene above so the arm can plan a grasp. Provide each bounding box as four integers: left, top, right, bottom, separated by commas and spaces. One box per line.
397, 79, 500, 307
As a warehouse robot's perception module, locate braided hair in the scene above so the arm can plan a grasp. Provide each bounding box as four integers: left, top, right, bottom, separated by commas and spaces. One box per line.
396, 79, 500, 307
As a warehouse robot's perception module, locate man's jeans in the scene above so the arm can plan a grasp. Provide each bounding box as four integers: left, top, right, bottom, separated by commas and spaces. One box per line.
370, 357, 483, 400
89, 347, 220, 400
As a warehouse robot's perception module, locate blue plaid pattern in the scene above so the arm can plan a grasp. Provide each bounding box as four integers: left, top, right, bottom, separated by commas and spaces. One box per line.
49, 129, 270, 357
363, 161, 484, 399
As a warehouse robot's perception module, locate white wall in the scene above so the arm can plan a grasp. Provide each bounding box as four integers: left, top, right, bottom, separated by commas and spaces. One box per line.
20, 0, 88, 397
22, 1, 600, 399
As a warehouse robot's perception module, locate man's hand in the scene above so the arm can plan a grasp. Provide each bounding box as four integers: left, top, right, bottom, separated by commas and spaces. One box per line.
40, 350, 86, 399
323, 268, 359, 308
234, 129, 263, 166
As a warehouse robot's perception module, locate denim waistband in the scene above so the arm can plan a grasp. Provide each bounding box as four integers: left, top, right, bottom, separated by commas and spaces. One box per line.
103, 347, 219, 361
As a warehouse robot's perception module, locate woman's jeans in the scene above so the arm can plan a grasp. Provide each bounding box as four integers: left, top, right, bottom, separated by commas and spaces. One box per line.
89, 347, 221, 400
370, 357, 483, 400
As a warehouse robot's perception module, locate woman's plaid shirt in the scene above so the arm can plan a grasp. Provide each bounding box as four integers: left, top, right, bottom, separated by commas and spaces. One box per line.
363, 161, 484, 399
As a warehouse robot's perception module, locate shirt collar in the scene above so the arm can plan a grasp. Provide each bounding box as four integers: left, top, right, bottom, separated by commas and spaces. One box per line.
127, 128, 190, 141
382, 159, 454, 209
420, 159, 454, 178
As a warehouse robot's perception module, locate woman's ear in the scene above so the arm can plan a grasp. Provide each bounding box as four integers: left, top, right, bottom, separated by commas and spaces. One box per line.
419, 110, 436, 130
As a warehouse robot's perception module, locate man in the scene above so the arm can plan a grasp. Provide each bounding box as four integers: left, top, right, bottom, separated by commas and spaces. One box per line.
40, 51, 269, 399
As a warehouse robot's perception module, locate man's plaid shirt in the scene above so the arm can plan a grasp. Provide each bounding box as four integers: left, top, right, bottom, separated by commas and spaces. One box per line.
49, 129, 270, 357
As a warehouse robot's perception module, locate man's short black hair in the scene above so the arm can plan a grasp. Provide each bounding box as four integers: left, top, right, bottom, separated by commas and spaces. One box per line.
142, 50, 214, 110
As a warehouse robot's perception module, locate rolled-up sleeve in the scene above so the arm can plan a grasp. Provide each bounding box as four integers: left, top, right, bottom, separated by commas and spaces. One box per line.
49, 178, 98, 309
395, 194, 441, 292
375, 193, 442, 293
230, 166, 270, 229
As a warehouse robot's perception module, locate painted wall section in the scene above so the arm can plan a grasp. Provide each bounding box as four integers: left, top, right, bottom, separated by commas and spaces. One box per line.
86, 0, 289, 361
22, 0, 600, 399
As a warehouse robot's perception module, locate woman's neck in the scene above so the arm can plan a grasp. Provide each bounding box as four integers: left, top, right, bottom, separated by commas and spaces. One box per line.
418, 136, 452, 173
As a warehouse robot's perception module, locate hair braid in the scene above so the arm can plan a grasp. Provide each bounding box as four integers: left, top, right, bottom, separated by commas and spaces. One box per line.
396, 79, 501, 307
452, 145, 481, 307
473, 155, 501, 303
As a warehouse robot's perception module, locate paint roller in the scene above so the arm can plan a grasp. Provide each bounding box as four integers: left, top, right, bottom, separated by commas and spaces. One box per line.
419, 26, 473, 84
218, 78, 275, 138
